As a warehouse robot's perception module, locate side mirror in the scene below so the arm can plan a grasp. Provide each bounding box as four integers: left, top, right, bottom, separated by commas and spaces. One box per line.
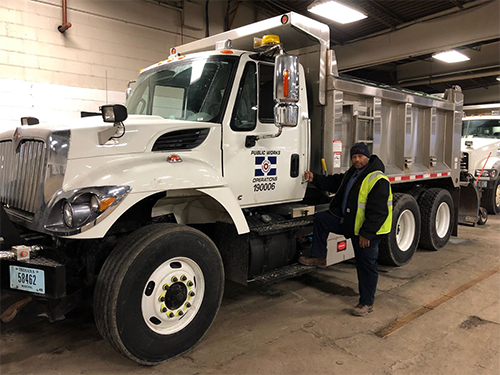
100, 104, 128, 123
274, 54, 300, 127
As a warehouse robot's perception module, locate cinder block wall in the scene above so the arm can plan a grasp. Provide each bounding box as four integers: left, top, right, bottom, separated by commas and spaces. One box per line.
0, 0, 270, 130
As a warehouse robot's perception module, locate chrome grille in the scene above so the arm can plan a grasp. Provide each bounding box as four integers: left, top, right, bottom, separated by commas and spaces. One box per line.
0, 140, 46, 214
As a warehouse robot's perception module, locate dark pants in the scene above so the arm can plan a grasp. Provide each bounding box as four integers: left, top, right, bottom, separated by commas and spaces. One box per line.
311, 211, 380, 306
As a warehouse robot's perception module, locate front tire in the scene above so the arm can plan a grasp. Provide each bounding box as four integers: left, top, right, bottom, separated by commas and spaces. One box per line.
379, 193, 421, 266
482, 178, 500, 214
418, 188, 454, 250
94, 224, 224, 365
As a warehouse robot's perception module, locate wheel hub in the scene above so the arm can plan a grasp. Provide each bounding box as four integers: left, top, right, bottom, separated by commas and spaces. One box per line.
165, 282, 188, 310
141, 257, 204, 335
396, 209, 415, 252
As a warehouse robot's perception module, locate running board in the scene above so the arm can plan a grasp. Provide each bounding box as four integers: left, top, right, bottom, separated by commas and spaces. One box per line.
250, 263, 315, 284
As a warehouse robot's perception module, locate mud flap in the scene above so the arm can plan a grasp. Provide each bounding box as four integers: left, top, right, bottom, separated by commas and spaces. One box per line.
458, 182, 480, 226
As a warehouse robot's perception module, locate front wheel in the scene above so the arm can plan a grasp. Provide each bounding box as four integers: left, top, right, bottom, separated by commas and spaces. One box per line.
379, 193, 421, 266
482, 178, 500, 214
94, 224, 224, 365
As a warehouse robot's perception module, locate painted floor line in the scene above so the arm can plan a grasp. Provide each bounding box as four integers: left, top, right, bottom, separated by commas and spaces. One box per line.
375, 265, 500, 338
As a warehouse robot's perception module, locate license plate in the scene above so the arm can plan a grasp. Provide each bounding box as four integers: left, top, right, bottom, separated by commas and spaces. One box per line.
9, 265, 45, 294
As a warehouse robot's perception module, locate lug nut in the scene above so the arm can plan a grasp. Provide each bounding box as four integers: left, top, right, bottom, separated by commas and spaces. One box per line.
186, 302, 191, 308
163, 284, 169, 290
172, 276, 178, 282
187, 281, 193, 287
189, 291, 195, 297
168, 312, 174, 318
178, 310, 183, 316
158, 295, 165, 302
181, 275, 187, 281
161, 307, 167, 313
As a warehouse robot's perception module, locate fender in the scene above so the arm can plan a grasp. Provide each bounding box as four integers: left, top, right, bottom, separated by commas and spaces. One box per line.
196, 187, 249, 234
58, 154, 232, 239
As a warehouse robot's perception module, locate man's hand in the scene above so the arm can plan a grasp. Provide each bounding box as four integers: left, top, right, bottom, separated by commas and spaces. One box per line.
359, 236, 370, 248
303, 171, 314, 182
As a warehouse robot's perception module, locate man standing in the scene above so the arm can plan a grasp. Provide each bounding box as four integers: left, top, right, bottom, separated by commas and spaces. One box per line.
299, 142, 392, 316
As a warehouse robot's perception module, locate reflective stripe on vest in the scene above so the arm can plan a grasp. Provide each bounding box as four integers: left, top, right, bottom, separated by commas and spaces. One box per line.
354, 171, 393, 236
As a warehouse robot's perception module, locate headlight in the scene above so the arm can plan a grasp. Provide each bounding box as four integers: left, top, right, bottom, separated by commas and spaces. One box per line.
475, 169, 498, 178
46, 186, 131, 233
63, 202, 74, 227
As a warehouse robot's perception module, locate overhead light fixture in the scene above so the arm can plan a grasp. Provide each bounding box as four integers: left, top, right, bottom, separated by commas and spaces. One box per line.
433, 50, 470, 63
497, 77, 500, 82
307, 0, 367, 24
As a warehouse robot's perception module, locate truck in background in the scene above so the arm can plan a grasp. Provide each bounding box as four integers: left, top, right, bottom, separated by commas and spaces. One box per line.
1, 13, 479, 364
461, 104, 500, 216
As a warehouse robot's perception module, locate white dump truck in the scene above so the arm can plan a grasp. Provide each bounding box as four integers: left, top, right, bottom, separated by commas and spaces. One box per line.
461, 104, 500, 215
0, 13, 478, 364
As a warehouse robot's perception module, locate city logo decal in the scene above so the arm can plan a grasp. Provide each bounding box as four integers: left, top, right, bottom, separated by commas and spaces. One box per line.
255, 156, 277, 176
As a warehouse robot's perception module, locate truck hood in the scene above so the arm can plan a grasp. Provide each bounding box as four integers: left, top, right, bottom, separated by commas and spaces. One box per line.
461, 137, 500, 152
0, 115, 220, 160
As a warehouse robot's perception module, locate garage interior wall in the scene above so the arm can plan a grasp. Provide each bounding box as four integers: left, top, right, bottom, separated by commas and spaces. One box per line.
0, 0, 269, 131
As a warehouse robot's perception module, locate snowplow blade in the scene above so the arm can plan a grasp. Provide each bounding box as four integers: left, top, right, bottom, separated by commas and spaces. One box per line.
458, 182, 480, 226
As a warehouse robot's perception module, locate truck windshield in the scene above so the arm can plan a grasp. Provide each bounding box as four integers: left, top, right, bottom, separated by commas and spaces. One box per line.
462, 119, 500, 139
126, 56, 237, 123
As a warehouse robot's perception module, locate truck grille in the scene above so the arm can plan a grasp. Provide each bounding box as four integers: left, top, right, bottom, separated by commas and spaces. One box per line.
460, 152, 469, 170
0, 140, 46, 214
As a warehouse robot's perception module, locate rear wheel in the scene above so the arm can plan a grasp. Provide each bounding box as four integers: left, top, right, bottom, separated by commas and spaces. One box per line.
379, 193, 421, 266
482, 178, 500, 214
94, 224, 224, 365
418, 188, 454, 250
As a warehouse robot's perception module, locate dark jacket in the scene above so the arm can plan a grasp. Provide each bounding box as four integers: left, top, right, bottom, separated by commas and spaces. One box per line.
312, 155, 390, 240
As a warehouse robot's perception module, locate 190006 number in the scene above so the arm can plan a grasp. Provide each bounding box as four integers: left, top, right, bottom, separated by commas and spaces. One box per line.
253, 182, 276, 192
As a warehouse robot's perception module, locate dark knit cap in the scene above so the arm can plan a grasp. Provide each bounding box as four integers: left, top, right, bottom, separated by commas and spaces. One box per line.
350, 142, 371, 158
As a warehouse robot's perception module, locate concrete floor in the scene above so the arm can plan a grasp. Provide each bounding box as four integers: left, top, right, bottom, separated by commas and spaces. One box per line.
1, 216, 499, 375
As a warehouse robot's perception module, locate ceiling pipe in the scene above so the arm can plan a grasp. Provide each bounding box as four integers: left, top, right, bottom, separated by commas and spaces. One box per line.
58, 0, 72, 33
398, 69, 500, 87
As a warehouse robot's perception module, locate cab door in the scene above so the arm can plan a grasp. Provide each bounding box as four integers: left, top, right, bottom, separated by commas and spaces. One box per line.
222, 55, 308, 208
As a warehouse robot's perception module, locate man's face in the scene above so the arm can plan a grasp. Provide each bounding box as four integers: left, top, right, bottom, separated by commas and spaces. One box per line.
351, 154, 369, 170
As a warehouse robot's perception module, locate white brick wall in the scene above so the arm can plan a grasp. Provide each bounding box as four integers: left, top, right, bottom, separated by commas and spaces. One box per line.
0, 0, 270, 131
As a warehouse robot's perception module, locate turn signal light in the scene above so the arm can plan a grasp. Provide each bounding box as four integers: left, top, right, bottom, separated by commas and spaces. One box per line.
167, 154, 183, 163
283, 70, 290, 98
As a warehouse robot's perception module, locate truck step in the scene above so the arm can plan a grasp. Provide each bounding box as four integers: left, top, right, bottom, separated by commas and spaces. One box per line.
251, 263, 315, 284
250, 217, 314, 236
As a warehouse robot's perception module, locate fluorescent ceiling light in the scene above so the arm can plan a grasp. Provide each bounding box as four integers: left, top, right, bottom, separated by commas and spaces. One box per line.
308, 0, 367, 24
433, 50, 470, 63
497, 77, 500, 82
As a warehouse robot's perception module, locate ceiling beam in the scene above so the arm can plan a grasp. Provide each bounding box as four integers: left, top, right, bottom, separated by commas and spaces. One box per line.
397, 41, 500, 82
333, 1, 499, 71
367, 0, 405, 24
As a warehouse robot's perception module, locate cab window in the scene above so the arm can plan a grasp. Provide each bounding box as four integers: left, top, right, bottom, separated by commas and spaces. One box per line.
231, 63, 257, 131
259, 64, 274, 123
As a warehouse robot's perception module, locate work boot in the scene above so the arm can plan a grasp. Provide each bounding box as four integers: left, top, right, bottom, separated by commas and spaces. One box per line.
352, 304, 373, 316
298, 256, 326, 267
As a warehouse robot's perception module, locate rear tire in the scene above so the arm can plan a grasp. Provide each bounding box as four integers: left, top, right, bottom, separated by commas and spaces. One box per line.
482, 179, 500, 214
94, 223, 224, 365
379, 193, 421, 266
418, 188, 453, 250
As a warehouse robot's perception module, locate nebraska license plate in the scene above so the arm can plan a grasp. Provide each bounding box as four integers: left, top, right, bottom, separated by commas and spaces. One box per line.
9, 265, 45, 294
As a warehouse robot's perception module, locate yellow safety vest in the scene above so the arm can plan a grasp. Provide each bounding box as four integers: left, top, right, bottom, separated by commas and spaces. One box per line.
354, 171, 393, 236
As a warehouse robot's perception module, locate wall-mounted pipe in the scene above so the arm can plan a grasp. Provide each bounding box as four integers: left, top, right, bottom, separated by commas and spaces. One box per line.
58, 0, 72, 33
